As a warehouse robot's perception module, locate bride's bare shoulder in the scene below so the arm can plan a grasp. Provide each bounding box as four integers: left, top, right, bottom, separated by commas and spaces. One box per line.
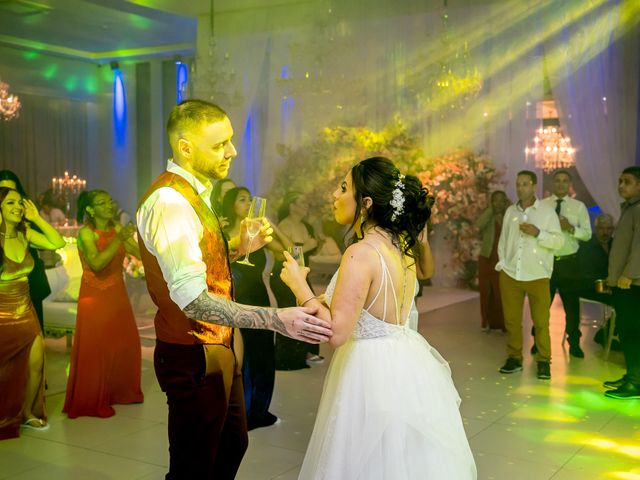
340, 242, 378, 267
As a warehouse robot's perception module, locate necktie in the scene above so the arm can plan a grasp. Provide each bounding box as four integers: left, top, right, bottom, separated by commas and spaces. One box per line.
555, 198, 562, 216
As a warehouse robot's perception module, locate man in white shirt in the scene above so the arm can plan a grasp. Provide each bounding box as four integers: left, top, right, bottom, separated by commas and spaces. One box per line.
538, 170, 592, 358
136, 100, 332, 479
496, 170, 563, 380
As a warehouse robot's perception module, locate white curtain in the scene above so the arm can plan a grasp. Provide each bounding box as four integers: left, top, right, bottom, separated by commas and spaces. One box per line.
548, 0, 639, 219
0, 93, 90, 200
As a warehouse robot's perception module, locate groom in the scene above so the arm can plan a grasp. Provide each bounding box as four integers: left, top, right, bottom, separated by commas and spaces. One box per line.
136, 99, 332, 479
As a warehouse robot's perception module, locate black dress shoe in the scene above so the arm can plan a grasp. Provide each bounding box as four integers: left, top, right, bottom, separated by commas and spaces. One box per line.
569, 345, 584, 358
603, 375, 628, 390
604, 381, 640, 399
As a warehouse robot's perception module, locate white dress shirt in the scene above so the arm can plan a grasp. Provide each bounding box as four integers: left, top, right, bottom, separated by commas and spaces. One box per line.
496, 199, 564, 281
137, 160, 214, 310
540, 194, 592, 257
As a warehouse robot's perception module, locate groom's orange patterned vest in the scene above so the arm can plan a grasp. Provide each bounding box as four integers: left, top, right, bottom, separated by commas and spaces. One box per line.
137, 172, 234, 346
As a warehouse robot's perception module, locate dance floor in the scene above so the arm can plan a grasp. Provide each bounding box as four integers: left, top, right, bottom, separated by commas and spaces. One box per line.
0, 289, 637, 480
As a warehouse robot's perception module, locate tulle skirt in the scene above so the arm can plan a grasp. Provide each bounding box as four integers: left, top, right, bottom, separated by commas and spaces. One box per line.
299, 328, 477, 480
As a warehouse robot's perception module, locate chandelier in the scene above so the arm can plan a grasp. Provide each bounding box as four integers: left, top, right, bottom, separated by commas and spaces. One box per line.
52, 171, 87, 226
525, 125, 575, 172
414, 1, 482, 115
0, 79, 21, 121
191, 0, 243, 106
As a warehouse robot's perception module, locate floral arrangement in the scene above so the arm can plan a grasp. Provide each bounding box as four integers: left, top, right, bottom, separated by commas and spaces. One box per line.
123, 255, 145, 279
416, 150, 504, 288
270, 116, 425, 219
270, 120, 504, 289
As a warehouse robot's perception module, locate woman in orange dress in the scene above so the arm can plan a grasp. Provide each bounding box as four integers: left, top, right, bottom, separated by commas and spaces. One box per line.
63, 190, 144, 418
0, 187, 65, 439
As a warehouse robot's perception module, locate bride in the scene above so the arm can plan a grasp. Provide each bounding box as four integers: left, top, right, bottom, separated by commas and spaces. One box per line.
280, 157, 477, 479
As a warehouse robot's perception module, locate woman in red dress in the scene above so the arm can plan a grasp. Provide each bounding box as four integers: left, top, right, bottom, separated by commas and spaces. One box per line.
0, 187, 65, 439
63, 190, 144, 418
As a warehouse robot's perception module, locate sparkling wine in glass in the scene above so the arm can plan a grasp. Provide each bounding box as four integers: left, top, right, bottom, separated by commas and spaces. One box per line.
236, 196, 267, 266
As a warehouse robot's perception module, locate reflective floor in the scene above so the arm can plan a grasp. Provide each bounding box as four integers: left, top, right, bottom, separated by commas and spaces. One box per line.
0, 293, 637, 480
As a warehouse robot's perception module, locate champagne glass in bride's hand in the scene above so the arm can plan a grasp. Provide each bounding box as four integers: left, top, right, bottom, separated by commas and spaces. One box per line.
237, 196, 267, 266
287, 245, 305, 267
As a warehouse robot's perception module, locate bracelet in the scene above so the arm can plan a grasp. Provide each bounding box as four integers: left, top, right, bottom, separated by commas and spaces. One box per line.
300, 295, 320, 307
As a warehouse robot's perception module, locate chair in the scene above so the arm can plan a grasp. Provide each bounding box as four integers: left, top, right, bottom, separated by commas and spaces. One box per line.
576, 296, 617, 361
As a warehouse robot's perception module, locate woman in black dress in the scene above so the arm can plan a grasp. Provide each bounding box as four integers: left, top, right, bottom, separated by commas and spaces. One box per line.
222, 187, 292, 429
270, 192, 322, 370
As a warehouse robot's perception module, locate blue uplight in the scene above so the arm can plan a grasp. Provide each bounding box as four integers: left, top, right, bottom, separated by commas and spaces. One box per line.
176, 62, 188, 103
113, 69, 126, 146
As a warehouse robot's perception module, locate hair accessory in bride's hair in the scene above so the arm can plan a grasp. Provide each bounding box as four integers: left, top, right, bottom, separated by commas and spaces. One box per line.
390, 173, 405, 222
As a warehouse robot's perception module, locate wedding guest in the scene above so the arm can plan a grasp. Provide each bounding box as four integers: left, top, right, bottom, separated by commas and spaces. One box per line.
39, 189, 66, 226
280, 157, 476, 478
135, 99, 331, 479
475, 190, 509, 331
63, 190, 144, 418
496, 170, 563, 380
271, 192, 322, 370
0, 170, 51, 332
576, 214, 616, 348
210, 178, 237, 228
222, 186, 292, 430
0, 187, 65, 439
538, 169, 592, 358
576, 214, 614, 302
603, 166, 640, 399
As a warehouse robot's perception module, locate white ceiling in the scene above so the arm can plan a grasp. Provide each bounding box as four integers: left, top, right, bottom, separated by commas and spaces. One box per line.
0, 0, 500, 63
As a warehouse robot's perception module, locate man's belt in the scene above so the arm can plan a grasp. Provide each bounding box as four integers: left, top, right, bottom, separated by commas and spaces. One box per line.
554, 253, 578, 262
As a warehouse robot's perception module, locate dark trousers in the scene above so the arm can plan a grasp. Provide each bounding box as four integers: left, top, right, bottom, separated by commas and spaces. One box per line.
612, 285, 640, 385
549, 255, 582, 346
154, 340, 248, 480
478, 256, 505, 330
240, 329, 276, 430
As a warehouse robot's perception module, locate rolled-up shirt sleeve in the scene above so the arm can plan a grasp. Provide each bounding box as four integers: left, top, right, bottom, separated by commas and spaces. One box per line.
137, 187, 208, 310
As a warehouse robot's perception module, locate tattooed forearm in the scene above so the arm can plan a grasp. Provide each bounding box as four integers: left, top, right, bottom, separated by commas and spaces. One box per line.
183, 290, 289, 336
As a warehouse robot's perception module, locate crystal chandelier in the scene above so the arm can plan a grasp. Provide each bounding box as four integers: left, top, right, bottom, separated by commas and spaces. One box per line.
191, 0, 243, 106
0, 79, 21, 121
525, 125, 575, 173
414, 1, 482, 115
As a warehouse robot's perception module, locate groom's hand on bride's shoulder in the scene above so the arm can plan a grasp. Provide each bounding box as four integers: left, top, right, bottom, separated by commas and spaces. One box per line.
277, 306, 332, 344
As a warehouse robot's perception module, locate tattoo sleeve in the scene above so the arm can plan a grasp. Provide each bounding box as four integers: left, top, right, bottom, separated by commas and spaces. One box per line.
183, 290, 288, 336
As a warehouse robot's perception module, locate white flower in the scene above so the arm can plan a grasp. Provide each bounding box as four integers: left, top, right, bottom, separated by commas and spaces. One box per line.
390, 174, 406, 222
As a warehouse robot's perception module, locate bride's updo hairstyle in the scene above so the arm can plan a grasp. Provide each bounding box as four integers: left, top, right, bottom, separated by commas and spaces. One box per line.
350, 157, 433, 257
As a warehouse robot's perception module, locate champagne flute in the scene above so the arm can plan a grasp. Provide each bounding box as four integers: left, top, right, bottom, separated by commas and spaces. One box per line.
288, 245, 305, 267
236, 196, 267, 266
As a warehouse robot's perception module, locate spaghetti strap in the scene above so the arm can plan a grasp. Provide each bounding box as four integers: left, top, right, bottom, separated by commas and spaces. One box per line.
361, 242, 403, 324
361, 242, 387, 317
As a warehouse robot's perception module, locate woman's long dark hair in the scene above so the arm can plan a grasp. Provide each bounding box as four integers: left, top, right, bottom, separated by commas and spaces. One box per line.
0, 170, 28, 197
211, 178, 237, 213
349, 157, 433, 258
221, 187, 251, 232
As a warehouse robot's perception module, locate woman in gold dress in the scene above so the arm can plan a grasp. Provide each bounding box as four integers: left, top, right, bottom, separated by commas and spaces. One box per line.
0, 187, 65, 439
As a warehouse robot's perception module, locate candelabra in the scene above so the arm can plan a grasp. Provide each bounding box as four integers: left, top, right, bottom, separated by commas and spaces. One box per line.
52, 171, 86, 225
0, 79, 21, 121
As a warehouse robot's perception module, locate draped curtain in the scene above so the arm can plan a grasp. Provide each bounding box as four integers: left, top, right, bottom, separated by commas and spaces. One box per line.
548, 0, 639, 219
0, 93, 89, 200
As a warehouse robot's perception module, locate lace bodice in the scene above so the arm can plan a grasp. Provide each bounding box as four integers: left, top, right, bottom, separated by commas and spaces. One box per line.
324, 269, 419, 340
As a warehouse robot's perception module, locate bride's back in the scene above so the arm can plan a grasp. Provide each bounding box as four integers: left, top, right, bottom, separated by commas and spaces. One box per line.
356, 237, 417, 326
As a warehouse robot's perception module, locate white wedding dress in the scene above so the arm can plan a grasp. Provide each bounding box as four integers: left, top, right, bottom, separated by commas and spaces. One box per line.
299, 245, 477, 480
